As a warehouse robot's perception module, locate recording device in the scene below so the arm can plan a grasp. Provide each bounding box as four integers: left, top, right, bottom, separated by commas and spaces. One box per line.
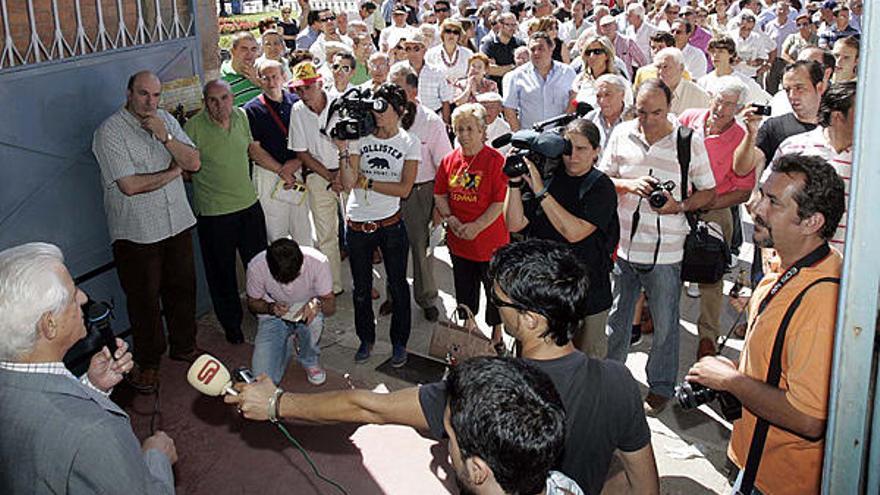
675, 380, 742, 421
648, 178, 676, 209
324, 87, 388, 140
187, 354, 240, 396
751, 103, 772, 116
233, 367, 256, 384
84, 299, 117, 357
494, 103, 593, 179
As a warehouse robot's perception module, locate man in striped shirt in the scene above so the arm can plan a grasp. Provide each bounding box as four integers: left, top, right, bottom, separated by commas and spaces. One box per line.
222, 31, 263, 106
600, 79, 717, 415
769, 80, 856, 251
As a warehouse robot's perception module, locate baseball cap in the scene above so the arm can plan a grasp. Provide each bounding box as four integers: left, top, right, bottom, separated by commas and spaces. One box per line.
289, 61, 323, 88
822, 1, 837, 10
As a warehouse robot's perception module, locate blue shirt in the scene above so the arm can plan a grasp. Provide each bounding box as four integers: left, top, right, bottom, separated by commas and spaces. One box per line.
503, 61, 576, 130
243, 92, 300, 164
296, 27, 321, 50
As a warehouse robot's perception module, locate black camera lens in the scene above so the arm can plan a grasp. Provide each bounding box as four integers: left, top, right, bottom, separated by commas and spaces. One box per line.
648, 190, 668, 208
675, 381, 717, 410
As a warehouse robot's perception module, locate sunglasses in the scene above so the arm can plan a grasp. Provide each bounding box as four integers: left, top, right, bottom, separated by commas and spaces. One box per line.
488, 289, 533, 314
404, 45, 424, 52
585, 48, 605, 56
331, 64, 352, 72
320, 16, 336, 21
435, 7, 450, 12
443, 29, 459, 35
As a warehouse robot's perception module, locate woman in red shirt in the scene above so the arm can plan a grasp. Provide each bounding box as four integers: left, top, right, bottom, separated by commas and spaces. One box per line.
434, 103, 509, 342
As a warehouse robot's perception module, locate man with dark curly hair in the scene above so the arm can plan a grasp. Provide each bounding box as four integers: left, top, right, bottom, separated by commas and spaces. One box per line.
687, 153, 846, 495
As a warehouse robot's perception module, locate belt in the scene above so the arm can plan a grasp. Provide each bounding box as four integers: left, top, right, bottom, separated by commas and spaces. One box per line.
414, 180, 434, 187
346, 211, 402, 233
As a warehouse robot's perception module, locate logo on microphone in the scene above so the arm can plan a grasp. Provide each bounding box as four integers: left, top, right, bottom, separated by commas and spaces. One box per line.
197, 359, 221, 384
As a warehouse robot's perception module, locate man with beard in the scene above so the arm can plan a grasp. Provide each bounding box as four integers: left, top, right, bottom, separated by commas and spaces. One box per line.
686, 154, 845, 495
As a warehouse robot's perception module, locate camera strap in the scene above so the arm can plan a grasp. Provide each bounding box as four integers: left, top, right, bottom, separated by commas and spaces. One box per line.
259, 94, 289, 136
738, 245, 837, 494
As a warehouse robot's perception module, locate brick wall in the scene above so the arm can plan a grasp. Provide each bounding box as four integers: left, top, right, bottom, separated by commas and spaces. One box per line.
0, 0, 219, 75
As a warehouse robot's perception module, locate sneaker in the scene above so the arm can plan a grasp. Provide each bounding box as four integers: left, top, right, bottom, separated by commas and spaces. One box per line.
423, 306, 440, 322
126, 365, 159, 393
643, 392, 670, 416
630, 324, 642, 346
686, 283, 701, 298
355, 342, 373, 363
378, 300, 393, 316
305, 366, 327, 386
391, 345, 408, 368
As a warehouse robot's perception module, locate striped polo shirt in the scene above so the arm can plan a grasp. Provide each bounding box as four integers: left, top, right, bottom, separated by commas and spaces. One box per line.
221, 60, 261, 107
599, 117, 716, 265
769, 127, 852, 249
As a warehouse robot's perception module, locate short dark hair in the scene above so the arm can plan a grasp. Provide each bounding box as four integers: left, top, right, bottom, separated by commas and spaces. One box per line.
446, 357, 565, 495
771, 154, 846, 241
529, 30, 555, 49
818, 80, 856, 128
488, 239, 590, 346
565, 118, 601, 149
333, 51, 357, 70
266, 239, 304, 284
707, 36, 737, 58
638, 78, 673, 105
307, 9, 326, 26
289, 49, 315, 68
650, 31, 676, 48
785, 59, 824, 86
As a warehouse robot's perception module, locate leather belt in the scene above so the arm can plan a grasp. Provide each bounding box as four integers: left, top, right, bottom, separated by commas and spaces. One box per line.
346, 211, 402, 233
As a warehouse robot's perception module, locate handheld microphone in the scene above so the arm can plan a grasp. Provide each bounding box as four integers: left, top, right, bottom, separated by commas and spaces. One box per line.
85, 300, 117, 357
187, 354, 238, 396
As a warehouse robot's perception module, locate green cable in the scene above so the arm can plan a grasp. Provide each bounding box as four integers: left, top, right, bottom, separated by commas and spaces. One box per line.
274, 422, 349, 495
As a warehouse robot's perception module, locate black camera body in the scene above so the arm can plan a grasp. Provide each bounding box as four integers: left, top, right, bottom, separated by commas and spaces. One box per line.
327, 88, 385, 140
648, 178, 676, 209
675, 380, 742, 421
502, 129, 567, 179
751, 103, 772, 116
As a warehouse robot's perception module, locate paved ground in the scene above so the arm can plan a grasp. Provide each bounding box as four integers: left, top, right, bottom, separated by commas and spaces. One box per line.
202, 231, 757, 494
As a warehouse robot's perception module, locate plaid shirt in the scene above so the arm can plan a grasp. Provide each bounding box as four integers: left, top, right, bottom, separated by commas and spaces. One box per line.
0, 361, 111, 396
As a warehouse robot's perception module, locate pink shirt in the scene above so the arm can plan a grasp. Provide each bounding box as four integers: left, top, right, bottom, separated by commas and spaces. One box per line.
679, 109, 755, 196
246, 247, 333, 320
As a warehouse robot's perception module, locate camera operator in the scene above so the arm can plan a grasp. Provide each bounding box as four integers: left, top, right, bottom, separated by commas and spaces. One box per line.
226, 239, 659, 495
338, 83, 420, 368
599, 79, 716, 415
686, 154, 845, 495
504, 119, 619, 359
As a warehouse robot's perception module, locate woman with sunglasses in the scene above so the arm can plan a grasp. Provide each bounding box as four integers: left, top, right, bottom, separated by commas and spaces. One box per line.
426, 19, 473, 85
434, 103, 509, 344
339, 83, 420, 368
571, 35, 621, 109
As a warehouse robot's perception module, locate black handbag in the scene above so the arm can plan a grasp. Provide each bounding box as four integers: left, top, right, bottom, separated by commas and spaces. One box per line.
676, 127, 730, 283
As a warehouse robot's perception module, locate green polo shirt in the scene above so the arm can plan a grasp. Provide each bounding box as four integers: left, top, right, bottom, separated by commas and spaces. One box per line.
351, 62, 370, 86
221, 60, 262, 107
184, 108, 258, 216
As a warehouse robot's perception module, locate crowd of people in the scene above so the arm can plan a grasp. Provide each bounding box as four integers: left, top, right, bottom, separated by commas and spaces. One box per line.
0, 0, 863, 493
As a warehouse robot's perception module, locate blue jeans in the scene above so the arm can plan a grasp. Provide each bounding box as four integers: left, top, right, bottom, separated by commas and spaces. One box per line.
251, 315, 323, 384
346, 221, 411, 348
606, 259, 682, 398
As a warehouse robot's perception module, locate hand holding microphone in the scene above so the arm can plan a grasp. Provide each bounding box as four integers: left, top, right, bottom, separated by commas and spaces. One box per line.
187, 354, 279, 421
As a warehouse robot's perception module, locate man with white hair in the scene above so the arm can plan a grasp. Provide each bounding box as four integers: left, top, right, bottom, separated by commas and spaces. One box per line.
476, 92, 512, 154
585, 74, 630, 148
625, 2, 657, 60
654, 47, 710, 115
0, 242, 177, 494
678, 77, 758, 359
600, 15, 648, 79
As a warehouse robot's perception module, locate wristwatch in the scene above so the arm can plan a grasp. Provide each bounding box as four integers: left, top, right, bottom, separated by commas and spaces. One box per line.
161, 133, 173, 145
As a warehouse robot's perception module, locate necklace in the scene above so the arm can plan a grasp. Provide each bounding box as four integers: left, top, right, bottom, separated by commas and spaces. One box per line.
440, 45, 459, 67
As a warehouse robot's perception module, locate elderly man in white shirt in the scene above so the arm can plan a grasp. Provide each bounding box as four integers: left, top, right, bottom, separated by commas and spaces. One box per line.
625, 2, 658, 62
655, 47, 710, 115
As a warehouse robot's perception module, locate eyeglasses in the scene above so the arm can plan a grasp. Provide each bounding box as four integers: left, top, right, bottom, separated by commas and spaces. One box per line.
320, 16, 336, 22
331, 64, 352, 72
796, 22, 809, 27
443, 29, 459, 35
435, 7, 450, 12
585, 48, 606, 56
404, 45, 424, 52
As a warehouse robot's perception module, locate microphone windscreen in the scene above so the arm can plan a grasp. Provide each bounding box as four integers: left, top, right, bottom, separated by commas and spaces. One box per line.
491, 133, 513, 149
187, 354, 234, 397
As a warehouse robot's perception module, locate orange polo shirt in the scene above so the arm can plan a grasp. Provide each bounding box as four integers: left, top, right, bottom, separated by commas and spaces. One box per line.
728, 249, 841, 495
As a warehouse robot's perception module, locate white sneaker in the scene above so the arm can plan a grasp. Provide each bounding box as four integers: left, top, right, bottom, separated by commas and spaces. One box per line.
305, 366, 326, 386
686, 283, 701, 298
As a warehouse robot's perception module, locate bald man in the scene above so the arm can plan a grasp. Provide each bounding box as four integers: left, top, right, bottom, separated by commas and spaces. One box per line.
92, 71, 202, 392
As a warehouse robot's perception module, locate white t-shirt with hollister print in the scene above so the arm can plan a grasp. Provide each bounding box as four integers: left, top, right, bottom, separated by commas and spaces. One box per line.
346, 129, 421, 222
